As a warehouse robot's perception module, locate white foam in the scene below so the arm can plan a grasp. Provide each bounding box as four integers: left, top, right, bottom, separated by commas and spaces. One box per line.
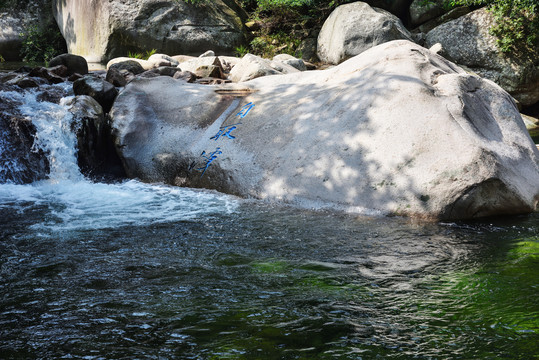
0, 179, 238, 231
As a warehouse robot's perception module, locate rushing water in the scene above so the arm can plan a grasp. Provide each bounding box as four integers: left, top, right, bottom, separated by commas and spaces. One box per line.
0, 84, 538, 359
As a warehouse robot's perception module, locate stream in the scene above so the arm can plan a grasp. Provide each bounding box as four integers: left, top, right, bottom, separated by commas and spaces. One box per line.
0, 82, 537, 359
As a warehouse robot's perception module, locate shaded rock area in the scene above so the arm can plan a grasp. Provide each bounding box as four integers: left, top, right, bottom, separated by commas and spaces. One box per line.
48, 53, 89, 76
63, 95, 125, 179
109, 40, 539, 220
0, 84, 50, 183
73, 76, 118, 113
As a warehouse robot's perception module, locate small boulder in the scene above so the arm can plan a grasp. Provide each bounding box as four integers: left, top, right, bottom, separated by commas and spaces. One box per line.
147, 53, 180, 67
177, 56, 226, 79
173, 71, 197, 83
229, 53, 299, 82
149, 66, 182, 77
48, 54, 89, 76
195, 65, 224, 79
105, 67, 128, 87
28, 67, 65, 84
107, 59, 146, 75
73, 75, 119, 113
273, 54, 307, 71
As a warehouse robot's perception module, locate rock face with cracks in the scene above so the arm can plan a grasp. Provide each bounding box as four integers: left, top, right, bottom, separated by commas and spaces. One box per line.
110, 40, 539, 220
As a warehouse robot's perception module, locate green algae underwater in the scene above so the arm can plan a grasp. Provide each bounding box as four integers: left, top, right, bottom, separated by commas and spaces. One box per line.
0, 190, 537, 359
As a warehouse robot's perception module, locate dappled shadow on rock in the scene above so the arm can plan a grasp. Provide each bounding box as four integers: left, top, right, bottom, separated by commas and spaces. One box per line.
109, 40, 539, 220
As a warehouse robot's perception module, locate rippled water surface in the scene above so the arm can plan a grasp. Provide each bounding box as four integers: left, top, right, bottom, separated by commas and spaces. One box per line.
1, 79, 538, 359
0, 179, 537, 359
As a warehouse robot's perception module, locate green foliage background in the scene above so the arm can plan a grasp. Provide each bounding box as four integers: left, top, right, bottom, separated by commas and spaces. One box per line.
442, 0, 538, 56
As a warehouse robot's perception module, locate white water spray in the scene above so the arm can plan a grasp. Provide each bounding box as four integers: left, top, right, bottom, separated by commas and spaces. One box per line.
0, 84, 238, 232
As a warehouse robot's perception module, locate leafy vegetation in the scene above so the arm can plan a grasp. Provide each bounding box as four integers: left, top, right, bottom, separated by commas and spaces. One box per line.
127, 48, 157, 60
19, 23, 66, 65
427, 0, 538, 57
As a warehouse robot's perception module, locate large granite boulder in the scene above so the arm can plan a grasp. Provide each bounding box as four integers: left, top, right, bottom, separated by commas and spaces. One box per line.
109, 40, 539, 220
425, 8, 539, 106
52, 0, 249, 63
317, 1, 413, 64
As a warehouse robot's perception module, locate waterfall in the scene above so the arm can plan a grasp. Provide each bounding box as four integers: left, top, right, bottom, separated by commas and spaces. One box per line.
0, 83, 82, 183
0, 83, 238, 232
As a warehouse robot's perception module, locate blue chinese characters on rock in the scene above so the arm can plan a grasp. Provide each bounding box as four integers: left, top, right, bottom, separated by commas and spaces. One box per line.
194, 102, 255, 178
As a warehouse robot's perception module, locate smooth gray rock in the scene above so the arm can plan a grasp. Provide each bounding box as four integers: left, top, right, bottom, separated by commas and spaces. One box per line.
273, 54, 307, 71
425, 8, 539, 106
108, 60, 146, 75
229, 54, 299, 82
317, 2, 413, 64
48, 54, 88, 75
52, 0, 248, 63
73, 76, 118, 113
177, 57, 225, 79
109, 40, 539, 220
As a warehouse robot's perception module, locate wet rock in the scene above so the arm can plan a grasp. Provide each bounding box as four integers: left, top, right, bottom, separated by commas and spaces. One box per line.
36, 86, 69, 104
64, 95, 125, 179
138, 71, 161, 79
48, 54, 88, 76
0, 85, 50, 183
107, 59, 146, 75
109, 40, 539, 220
151, 66, 182, 77
73, 75, 118, 113
105, 67, 127, 87
47, 64, 69, 78
28, 67, 65, 84
317, 2, 413, 64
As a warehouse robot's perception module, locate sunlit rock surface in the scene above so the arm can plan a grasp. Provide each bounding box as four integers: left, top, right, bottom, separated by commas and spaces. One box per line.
110, 40, 539, 220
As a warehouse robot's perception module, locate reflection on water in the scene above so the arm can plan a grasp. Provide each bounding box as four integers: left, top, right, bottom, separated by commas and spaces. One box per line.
0, 182, 537, 359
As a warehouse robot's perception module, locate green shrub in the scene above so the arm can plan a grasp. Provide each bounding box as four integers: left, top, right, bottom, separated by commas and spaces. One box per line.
441, 0, 538, 57
127, 49, 157, 60
19, 23, 66, 65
